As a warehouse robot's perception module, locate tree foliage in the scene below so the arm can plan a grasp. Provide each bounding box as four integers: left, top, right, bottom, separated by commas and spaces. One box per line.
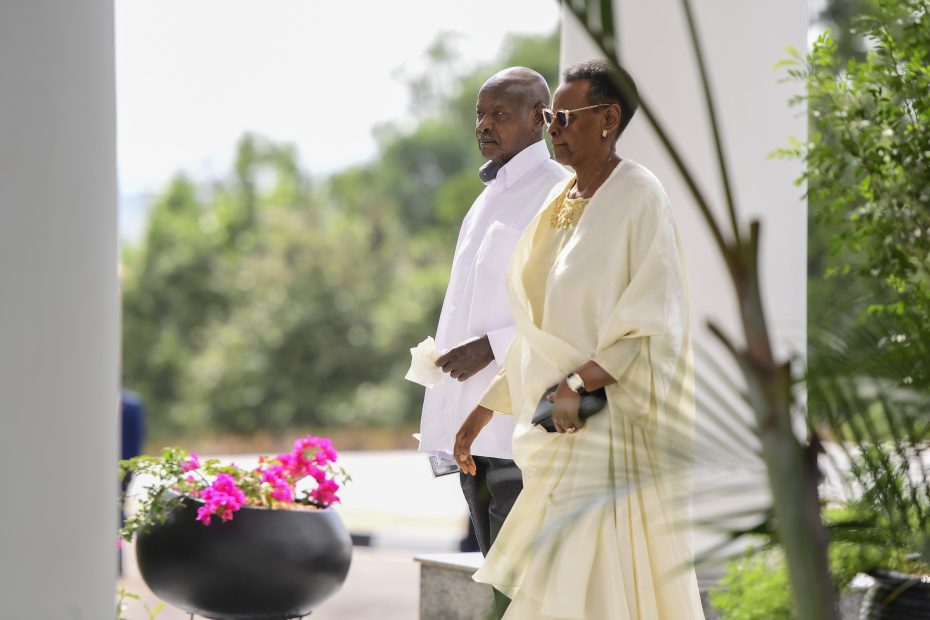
121, 31, 560, 440
778, 0, 930, 388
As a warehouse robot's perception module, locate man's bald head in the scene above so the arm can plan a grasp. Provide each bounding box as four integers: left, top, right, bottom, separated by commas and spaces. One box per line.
479, 66, 551, 109
475, 67, 551, 166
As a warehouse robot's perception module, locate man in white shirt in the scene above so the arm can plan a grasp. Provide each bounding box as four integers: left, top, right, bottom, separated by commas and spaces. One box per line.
418, 67, 568, 567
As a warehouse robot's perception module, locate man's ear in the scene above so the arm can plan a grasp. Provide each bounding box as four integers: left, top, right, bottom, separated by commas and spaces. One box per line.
533, 103, 546, 129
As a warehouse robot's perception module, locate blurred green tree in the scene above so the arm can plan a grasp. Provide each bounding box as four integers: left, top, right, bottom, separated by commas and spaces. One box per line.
121, 30, 561, 442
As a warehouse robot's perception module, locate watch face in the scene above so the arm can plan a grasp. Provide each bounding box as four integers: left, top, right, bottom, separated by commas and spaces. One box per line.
567, 373, 585, 393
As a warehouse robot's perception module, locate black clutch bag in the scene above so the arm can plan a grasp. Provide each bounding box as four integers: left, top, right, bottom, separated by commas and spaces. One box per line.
531, 384, 608, 433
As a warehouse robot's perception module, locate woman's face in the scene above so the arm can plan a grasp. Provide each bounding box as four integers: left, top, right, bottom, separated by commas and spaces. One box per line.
547, 79, 608, 168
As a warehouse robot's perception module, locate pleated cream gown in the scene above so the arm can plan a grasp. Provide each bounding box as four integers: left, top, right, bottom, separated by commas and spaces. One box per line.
474, 160, 705, 620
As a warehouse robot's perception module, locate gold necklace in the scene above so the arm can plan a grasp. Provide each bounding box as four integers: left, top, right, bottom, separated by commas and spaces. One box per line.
549, 186, 590, 229
569, 153, 617, 199
550, 154, 616, 229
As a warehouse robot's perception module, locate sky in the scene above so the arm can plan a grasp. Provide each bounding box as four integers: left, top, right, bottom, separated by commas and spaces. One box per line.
115, 0, 561, 239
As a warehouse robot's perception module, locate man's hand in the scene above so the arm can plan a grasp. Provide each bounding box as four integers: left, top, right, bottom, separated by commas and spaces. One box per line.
435, 336, 494, 381
454, 406, 494, 476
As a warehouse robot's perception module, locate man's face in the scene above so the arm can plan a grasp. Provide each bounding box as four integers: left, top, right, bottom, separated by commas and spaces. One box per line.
475, 83, 540, 167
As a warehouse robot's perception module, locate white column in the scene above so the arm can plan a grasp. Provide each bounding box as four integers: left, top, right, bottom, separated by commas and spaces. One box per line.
0, 1, 119, 617
561, 1, 807, 559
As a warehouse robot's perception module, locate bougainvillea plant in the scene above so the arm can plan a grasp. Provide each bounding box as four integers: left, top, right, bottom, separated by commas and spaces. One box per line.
119, 435, 350, 542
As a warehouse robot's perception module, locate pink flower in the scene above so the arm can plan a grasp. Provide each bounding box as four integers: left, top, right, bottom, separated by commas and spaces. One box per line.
185, 475, 201, 498
181, 453, 200, 473
310, 478, 341, 506
280, 435, 341, 479
119, 434, 350, 545
260, 464, 283, 483
270, 481, 293, 503
276, 452, 299, 476
196, 506, 213, 525
264, 435, 345, 507
196, 473, 247, 526
190, 436, 344, 526
259, 464, 295, 503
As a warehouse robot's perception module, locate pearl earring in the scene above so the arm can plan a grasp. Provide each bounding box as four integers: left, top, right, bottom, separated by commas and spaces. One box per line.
602, 129, 608, 138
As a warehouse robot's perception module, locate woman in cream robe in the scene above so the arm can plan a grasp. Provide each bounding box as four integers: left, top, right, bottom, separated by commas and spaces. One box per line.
454, 60, 704, 620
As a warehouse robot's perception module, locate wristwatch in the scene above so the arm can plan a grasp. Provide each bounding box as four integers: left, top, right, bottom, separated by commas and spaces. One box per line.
565, 372, 586, 394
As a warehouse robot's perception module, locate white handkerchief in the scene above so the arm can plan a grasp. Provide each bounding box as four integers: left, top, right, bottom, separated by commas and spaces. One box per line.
405, 337, 445, 387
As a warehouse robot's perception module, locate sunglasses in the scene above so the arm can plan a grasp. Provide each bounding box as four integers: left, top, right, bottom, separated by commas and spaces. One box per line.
541, 103, 612, 128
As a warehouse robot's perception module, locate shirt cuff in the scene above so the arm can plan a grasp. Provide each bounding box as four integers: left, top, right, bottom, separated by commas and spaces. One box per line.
592, 338, 651, 417
486, 325, 515, 368
592, 338, 644, 381
479, 369, 513, 415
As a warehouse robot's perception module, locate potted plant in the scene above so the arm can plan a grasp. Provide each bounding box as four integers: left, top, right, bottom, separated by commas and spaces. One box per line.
826, 457, 930, 619
709, 502, 930, 619
119, 435, 353, 620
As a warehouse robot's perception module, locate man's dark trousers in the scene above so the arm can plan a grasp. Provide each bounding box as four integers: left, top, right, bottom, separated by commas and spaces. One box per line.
460, 456, 523, 619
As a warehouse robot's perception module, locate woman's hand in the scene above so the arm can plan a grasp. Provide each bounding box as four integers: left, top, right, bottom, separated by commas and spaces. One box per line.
548, 362, 617, 434
454, 406, 494, 475
549, 380, 583, 434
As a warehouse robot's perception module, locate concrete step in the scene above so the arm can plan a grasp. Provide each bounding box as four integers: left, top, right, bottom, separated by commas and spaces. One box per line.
416, 553, 494, 620
416, 552, 868, 620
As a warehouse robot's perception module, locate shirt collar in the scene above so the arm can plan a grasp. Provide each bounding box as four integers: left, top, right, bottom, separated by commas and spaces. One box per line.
488, 140, 551, 189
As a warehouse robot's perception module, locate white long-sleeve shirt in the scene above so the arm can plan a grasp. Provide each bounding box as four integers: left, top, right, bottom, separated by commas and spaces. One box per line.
418, 140, 569, 459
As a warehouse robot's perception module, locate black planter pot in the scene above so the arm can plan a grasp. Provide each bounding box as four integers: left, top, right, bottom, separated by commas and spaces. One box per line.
860, 570, 930, 620
136, 494, 353, 620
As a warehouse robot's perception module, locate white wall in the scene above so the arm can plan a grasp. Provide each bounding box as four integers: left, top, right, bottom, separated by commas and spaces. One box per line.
0, 1, 119, 617
562, 0, 807, 357
561, 2, 807, 422
560, 1, 807, 559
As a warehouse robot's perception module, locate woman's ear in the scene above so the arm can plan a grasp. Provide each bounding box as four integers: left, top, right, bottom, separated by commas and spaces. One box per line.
604, 103, 622, 136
